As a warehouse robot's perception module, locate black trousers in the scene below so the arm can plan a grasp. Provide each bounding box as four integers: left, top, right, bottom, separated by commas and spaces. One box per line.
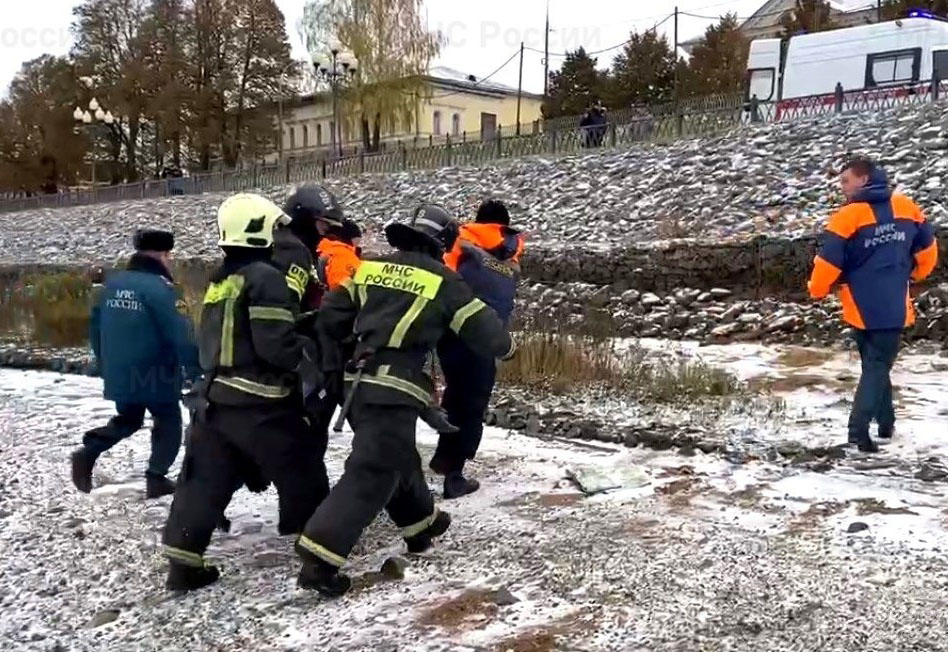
434, 335, 497, 473
83, 401, 182, 477
297, 397, 436, 568
162, 400, 330, 564
848, 328, 902, 440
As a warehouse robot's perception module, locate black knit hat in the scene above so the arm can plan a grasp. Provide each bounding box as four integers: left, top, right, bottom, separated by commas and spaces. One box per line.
133, 228, 175, 252
475, 199, 510, 225
340, 219, 363, 242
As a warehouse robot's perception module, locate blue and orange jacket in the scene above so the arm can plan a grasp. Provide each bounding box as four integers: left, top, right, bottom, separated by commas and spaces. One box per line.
808, 168, 938, 330
444, 222, 524, 324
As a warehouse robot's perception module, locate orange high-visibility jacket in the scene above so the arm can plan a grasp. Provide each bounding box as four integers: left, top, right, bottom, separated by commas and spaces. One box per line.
316, 238, 361, 291
808, 171, 937, 330
444, 222, 524, 272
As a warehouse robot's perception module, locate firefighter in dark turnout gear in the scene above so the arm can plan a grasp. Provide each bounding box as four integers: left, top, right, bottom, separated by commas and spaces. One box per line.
162, 193, 328, 592
295, 204, 516, 597
433, 199, 524, 498
282, 183, 345, 309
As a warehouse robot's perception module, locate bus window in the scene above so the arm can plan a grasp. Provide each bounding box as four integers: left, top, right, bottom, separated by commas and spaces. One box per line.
866, 48, 921, 87
747, 68, 775, 101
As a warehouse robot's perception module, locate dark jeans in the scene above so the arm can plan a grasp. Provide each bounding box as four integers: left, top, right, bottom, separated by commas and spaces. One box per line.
848, 328, 901, 441
83, 402, 183, 476
435, 335, 498, 473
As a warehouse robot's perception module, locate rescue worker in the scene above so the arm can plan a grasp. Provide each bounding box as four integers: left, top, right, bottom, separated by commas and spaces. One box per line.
433, 199, 524, 498
281, 183, 346, 309
808, 158, 938, 453
72, 229, 198, 498
162, 193, 326, 592
295, 204, 516, 597
308, 218, 364, 444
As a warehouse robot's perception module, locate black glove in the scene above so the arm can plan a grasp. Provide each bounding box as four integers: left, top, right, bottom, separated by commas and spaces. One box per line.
420, 406, 460, 434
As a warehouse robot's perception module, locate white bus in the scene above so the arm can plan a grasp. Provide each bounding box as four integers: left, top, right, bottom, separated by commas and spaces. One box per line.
746, 13, 948, 115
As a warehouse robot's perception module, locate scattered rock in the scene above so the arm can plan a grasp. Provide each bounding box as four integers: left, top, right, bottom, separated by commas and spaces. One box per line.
87, 609, 120, 629
847, 522, 870, 534
380, 556, 409, 581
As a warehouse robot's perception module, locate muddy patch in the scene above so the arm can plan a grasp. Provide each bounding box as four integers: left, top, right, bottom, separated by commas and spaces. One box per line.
749, 372, 857, 394
655, 475, 706, 509
490, 609, 599, 652
775, 347, 837, 369
787, 501, 849, 535
853, 498, 918, 516
417, 589, 499, 633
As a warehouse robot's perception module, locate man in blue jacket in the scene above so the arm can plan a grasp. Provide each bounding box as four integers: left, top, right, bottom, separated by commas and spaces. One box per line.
71, 229, 199, 498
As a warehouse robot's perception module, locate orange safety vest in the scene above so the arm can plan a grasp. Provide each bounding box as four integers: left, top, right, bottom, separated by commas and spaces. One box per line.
316, 238, 361, 291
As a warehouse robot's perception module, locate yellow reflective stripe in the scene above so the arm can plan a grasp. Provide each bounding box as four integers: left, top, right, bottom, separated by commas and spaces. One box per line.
215, 376, 290, 399
345, 369, 432, 405
388, 295, 428, 348
249, 306, 295, 322
286, 275, 304, 298
354, 261, 443, 299
357, 284, 367, 306
297, 535, 347, 567
221, 298, 236, 366
339, 277, 357, 302
401, 508, 439, 538
286, 263, 309, 299
449, 298, 487, 334
203, 274, 244, 304
163, 545, 207, 568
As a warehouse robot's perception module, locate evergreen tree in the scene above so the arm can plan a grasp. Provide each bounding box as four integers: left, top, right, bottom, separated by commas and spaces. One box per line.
608, 30, 676, 107
542, 48, 605, 119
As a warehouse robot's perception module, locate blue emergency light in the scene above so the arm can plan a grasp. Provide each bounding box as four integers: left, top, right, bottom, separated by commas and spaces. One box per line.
907, 9, 945, 20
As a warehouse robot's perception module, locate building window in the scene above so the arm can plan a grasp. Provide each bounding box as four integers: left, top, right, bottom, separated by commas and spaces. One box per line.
316, 123, 323, 146
303, 125, 309, 148
452, 113, 461, 136
289, 127, 296, 150
329, 121, 335, 144
433, 110, 442, 135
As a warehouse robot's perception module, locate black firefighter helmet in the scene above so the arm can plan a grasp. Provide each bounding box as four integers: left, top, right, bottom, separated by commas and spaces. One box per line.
283, 184, 344, 247
385, 203, 459, 256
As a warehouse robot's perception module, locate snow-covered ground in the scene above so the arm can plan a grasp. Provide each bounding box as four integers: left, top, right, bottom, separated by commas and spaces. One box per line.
3, 357, 948, 651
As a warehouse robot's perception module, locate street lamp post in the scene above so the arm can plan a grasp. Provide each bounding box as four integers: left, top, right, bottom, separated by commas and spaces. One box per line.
74, 101, 116, 189
75, 76, 120, 189
312, 42, 358, 159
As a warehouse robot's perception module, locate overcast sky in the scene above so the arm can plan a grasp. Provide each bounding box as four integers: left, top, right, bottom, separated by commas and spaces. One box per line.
0, 0, 770, 97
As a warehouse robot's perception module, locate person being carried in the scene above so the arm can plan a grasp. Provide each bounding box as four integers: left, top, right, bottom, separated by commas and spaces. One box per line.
72, 229, 199, 499
294, 204, 515, 598
808, 157, 937, 453
433, 199, 524, 498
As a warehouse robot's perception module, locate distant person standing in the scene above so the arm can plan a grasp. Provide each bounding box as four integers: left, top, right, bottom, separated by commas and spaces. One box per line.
72, 229, 199, 497
808, 158, 938, 452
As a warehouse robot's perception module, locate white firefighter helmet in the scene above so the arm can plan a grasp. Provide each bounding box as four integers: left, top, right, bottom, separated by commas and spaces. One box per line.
216, 193, 290, 248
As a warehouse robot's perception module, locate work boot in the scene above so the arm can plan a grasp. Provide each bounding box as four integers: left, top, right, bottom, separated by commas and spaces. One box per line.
443, 472, 480, 500
70, 447, 98, 493
878, 426, 895, 440
166, 561, 220, 592
297, 559, 352, 598
405, 510, 452, 554
848, 434, 879, 454
145, 474, 176, 499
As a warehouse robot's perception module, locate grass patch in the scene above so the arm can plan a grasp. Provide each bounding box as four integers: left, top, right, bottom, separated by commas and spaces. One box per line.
498, 328, 744, 403
0, 272, 94, 347
0, 267, 210, 348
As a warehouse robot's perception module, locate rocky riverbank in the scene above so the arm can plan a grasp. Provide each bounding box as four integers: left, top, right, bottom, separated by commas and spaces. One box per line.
3, 99, 948, 266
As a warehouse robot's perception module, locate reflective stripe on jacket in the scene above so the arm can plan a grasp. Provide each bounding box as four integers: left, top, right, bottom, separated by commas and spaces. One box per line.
808, 171, 937, 330
199, 259, 310, 406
